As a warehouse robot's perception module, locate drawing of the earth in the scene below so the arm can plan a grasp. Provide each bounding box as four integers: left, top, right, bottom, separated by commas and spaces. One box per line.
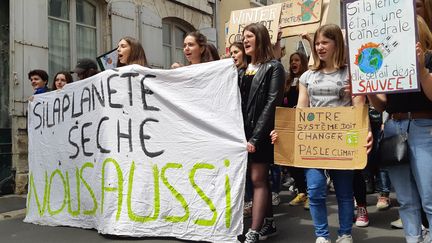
357, 47, 383, 74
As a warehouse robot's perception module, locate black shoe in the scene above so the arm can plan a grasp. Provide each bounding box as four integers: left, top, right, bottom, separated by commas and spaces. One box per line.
259, 218, 278, 240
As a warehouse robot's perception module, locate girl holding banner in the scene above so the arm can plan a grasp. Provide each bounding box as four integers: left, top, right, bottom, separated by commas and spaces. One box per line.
240, 23, 285, 243
117, 36, 148, 67
51, 71, 73, 90
368, 16, 432, 243
171, 31, 216, 68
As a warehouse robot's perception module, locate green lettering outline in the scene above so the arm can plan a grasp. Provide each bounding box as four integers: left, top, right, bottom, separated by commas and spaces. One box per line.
47, 169, 67, 215
27, 172, 48, 216
80, 162, 98, 215
224, 159, 231, 228
161, 163, 189, 222
65, 169, 80, 216
189, 163, 217, 226
127, 162, 160, 222
101, 158, 124, 220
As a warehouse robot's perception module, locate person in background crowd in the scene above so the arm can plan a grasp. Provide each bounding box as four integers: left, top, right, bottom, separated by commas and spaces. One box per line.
272, 24, 372, 243
171, 31, 212, 68
367, 15, 432, 243
117, 36, 148, 67
240, 23, 285, 243
387, 0, 432, 231
230, 42, 249, 71
51, 71, 73, 90
269, 29, 284, 207
71, 58, 99, 80
283, 51, 310, 209
230, 41, 253, 217
28, 69, 49, 95
206, 43, 221, 61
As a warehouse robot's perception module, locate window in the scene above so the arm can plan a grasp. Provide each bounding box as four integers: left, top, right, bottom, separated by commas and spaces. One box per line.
48, 0, 99, 78
162, 18, 194, 68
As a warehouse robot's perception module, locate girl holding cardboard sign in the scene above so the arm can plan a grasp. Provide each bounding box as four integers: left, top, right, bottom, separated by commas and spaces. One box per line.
272, 24, 373, 243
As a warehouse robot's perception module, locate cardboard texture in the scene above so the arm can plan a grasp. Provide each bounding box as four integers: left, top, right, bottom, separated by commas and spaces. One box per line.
280, 0, 322, 28
274, 105, 369, 170
281, 0, 329, 37
226, 4, 282, 49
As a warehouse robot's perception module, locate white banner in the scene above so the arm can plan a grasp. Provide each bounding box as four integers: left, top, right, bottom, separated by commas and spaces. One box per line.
25, 59, 247, 243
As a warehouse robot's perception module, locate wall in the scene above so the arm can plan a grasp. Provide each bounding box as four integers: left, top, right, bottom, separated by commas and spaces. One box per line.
9, 0, 215, 194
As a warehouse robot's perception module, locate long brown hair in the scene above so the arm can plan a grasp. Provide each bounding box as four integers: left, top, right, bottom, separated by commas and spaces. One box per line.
229, 41, 249, 69
242, 23, 274, 64
185, 31, 212, 64
285, 52, 308, 93
311, 24, 345, 71
117, 36, 148, 67
52, 71, 73, 90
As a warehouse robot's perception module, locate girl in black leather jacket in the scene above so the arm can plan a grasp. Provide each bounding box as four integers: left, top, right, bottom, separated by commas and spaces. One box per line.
240, 23, 285, 243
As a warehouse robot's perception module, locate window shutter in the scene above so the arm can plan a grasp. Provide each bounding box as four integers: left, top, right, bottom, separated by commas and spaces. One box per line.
109, 0, 138, 47
199, 27, 217, 46
10, 0, 49, 116
140, 7, 163, 69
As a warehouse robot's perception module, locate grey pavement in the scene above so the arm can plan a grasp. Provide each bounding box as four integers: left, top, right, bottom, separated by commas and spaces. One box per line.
0, 192, 405, 243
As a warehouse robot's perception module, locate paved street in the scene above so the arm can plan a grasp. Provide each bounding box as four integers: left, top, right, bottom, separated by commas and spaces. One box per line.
0, 191, 405, 243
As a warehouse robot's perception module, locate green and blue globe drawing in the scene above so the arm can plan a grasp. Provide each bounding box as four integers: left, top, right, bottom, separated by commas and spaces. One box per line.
357, 47, 383, 74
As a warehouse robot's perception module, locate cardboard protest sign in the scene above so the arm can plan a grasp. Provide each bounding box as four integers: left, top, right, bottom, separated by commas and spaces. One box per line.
25, 59, 247, 243
281, 0, 329, 37
280, 0, 323, 27
274, 106, 369, 170
344, 0, 419, 94
226, 3, 282, 49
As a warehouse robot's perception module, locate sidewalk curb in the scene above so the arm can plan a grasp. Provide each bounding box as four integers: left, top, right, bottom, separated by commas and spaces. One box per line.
0, 208, 26, 221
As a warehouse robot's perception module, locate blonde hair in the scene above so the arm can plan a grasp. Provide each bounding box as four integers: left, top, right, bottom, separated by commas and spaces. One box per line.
418, 15, 432, 52
311, 24, 345, 71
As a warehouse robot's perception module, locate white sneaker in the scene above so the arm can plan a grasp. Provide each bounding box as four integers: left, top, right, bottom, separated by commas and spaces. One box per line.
272, 192, 280, 206
316, 236, 331, 243
390, 218, 403, 229
336, 234, 353, 243
282, 176, 295, 187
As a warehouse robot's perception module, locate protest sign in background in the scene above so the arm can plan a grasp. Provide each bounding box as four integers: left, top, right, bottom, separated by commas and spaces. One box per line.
280, 0, 329, 37
25, 59, 247, 243
279, 0, 322, 28
96, 48, 118, 71
274, 106, 369, 170
344, 0, 419, 94
225, 3, 282, 49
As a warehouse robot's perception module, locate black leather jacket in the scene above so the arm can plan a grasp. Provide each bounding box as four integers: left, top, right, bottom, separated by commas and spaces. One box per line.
241, 59, 285, 147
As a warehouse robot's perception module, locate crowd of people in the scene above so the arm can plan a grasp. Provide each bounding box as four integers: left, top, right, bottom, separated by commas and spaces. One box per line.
26, 1, 432, 242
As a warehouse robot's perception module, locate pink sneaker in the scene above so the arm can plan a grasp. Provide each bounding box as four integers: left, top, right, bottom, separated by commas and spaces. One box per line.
355, 206, 369, 227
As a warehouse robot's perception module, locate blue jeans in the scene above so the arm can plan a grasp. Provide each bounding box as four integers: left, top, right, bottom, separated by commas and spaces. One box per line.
376, 169, 391, 194
270, 165, 281, 193
305, 169, 354, 238
385, 118, 432, 243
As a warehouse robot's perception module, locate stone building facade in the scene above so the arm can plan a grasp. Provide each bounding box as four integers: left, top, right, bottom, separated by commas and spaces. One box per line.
2, 0, 217, 194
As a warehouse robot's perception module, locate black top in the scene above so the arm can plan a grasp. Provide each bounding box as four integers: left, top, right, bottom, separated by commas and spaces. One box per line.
241, 74, 254, 130
386, 52, 432, 113
282, 88, 299, 108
